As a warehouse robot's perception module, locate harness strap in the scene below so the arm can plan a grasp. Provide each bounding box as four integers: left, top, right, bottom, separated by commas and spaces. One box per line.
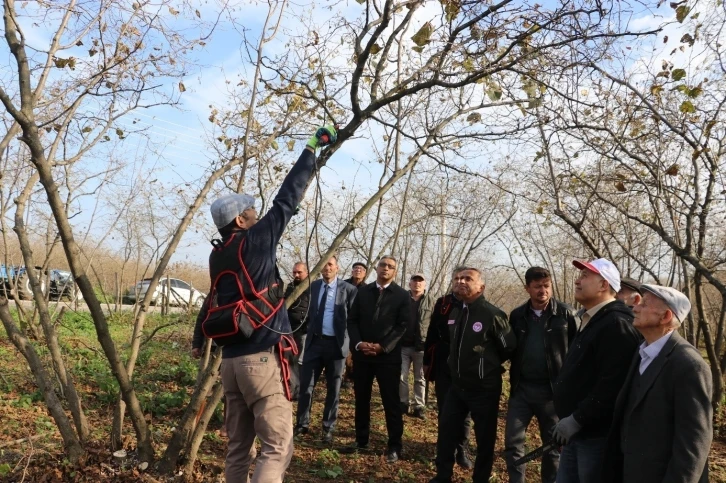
276, 335, 299, 401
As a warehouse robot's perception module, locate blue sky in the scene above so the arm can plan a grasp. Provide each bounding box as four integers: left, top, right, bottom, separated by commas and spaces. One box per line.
2, 0, 707, 269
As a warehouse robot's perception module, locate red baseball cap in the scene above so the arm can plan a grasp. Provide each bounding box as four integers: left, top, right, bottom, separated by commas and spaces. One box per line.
572, 258, 621, 292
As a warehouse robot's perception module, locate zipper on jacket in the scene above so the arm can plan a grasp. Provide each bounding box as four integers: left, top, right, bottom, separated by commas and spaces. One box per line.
543, 312, 554, 390
457, 308, 470, 378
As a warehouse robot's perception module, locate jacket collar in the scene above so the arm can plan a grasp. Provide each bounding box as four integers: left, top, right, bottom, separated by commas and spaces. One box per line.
463, 293, 486, 309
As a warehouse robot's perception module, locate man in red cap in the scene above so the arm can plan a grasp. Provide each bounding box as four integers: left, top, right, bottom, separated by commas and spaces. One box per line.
552, 258, 640, 483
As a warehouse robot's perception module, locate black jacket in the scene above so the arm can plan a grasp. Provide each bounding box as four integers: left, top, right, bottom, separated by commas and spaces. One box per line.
423, 293, 461, 380
509, 298, 578, 392
284, 281, 310, 333
553, 299, 639, 439
344, 277, 367, 289
347, 281, 411, 365
192, 149, 316, 357
448, 294, 516, 389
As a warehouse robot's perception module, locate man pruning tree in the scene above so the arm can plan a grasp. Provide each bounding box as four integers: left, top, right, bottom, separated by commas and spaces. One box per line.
191, 125, 337, 483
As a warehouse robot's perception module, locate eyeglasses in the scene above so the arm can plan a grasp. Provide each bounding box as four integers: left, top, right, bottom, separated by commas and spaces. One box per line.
378, 263, 396, 269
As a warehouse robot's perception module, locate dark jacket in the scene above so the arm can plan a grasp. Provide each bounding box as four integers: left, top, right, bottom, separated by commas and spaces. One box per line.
423, 293, 461, 381
402, 291, 434, 351
448, 294, 516, 389
603, 332, 712, 483
347, 281, 411, 365
192, 149, 316, 357
305, 278, 357, 359
344, 277, 367, 289
284, 281, 310, 333
553, 299, 639, 439
509, 298, 578, 392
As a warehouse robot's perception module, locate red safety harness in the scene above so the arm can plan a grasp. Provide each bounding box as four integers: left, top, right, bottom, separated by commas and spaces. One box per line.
201, 231, 298, 400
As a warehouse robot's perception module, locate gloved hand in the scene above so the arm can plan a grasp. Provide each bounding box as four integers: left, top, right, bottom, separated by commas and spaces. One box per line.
306, 125, 338, 149
552, 414, 582, 445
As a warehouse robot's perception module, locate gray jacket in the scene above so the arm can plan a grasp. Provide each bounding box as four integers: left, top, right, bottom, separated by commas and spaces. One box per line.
604, 331, 712, 483
304, 278, 357, 359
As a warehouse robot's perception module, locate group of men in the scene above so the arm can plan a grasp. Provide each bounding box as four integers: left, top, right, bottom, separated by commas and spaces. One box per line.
190, 126, 714, 483
288, 255, 435, 464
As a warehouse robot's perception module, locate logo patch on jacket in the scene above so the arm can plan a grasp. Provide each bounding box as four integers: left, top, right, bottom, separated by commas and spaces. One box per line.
472, 322, 483, 332
448, 319, 456, 325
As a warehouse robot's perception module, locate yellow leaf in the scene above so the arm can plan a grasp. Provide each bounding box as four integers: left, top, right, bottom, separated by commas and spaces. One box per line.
178, 81, 186, 92
411, 22, 434, 48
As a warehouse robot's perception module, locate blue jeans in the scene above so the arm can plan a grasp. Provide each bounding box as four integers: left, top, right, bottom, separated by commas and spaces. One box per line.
555, 435, 607, 483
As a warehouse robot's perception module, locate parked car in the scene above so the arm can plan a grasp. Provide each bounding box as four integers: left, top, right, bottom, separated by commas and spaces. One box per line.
1, 265, 82, 301
48, 269, 83, 301
125, 278, 205, 307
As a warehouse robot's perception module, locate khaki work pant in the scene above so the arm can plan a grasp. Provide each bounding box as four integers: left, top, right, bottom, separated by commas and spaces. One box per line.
221, 350, 293, 483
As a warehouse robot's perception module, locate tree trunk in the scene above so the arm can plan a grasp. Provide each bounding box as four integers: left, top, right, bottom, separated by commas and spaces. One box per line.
180, 382, 225, 480
0, 297, 85, 463
13, 174, 90, 441
694, 274, 723, 410
158, 351, 223, 475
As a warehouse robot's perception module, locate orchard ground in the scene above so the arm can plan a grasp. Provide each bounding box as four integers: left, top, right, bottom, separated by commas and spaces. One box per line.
1, 311, 725, 482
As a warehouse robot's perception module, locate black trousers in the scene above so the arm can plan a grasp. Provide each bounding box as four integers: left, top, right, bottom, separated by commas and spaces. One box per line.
435, 381, 502, 482
353, 359, 404, 450
434, 362, 472, 455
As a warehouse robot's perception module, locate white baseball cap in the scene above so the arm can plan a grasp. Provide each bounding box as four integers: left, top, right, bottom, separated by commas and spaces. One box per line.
572, 258, 621, 293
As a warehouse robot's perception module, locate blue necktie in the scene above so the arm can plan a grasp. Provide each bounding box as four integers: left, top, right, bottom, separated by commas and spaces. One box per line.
316, 284, 329, 334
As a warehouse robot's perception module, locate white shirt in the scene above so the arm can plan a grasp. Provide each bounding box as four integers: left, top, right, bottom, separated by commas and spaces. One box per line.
639, 331, 674, 375
317, 278, 338, 336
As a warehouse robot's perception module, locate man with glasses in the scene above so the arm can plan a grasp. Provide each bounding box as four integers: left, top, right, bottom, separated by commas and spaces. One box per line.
345, 262, 368, 288
346, 256, 411, 463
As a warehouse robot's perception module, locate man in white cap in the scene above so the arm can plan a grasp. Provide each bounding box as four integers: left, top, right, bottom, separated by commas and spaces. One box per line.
552, 258, 640, 483
604, 285, 712, 483
191, 125, 337, 482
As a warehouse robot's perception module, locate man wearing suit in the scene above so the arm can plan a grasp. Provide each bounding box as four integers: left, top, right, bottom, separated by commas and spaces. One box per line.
294, 256, 356, 443
604, 284, 712, 483
346, 255, 411, 463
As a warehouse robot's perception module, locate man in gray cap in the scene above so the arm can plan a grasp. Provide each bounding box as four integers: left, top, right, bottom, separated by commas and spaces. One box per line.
604, 285, 712, 483
191, 125, 337, 482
